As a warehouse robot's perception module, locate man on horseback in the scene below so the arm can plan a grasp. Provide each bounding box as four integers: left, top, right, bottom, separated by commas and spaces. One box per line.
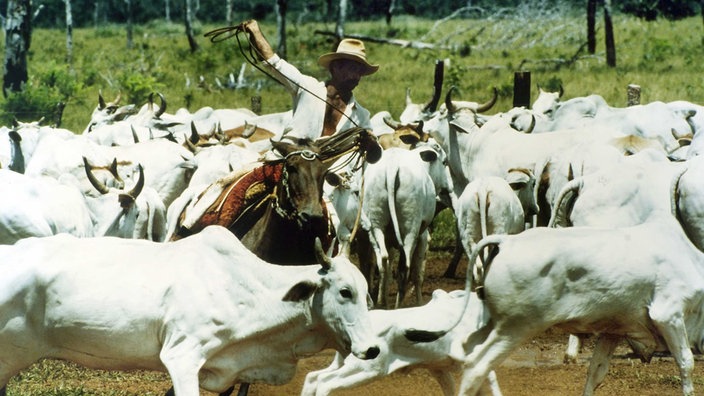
239, 19, 379, 141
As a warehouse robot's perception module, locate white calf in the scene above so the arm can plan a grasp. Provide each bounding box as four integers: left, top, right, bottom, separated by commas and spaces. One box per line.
302, 289, 502, 396
407, 216, 704, 396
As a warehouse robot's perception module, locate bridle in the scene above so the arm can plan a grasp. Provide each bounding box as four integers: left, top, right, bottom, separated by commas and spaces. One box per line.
271, 149, 323, 226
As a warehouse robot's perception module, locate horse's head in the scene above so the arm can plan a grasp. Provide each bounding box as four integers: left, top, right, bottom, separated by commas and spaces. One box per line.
269, 138, 331, 230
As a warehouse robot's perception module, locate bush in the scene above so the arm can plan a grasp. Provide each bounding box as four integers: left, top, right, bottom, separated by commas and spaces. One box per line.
0, 63, 80, 127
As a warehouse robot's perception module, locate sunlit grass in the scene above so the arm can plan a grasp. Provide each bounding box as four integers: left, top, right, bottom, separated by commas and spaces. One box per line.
16, 14, 704, 134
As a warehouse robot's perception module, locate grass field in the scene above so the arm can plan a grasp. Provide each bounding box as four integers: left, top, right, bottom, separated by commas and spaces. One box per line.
11, 11, 704, 135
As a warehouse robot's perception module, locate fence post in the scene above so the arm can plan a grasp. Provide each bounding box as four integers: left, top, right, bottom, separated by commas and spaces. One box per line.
627, 84, 640, 106
251, 95, 262, 115
513, 71, 531, 108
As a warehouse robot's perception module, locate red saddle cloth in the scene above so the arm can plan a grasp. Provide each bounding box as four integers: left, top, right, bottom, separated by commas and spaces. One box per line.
197, 162, 284, 235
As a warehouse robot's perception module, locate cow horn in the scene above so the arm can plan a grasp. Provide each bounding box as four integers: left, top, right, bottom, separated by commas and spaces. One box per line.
383, 114, 401, 130
405, 88, 413, 106
109, 158, 125, 188
558, 84, 564, 98
113, 92, 121, 105
242, 121, 257, 138
189, 121, 201, 145
98, 91, 106, 110
155, 92, 167, 118
476, 87, 499, 113
127, 164, 145, 198
131, 125, 140, 143
524, 115, 536, 134
314, 237, 332, 271
422, 59, 444, 114
445, 86, 458, 114
83, 157, 110, 195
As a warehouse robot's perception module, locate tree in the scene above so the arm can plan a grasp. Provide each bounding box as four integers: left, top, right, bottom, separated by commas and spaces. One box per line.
65, 0, 73, 65
125, 0, 133, 49
3, 0, 32, 97
335, 0, 347, 39
604, 0, 616, 67
587, 0, 596, 54
275, 0, 287, 58
184, 0, 199, 52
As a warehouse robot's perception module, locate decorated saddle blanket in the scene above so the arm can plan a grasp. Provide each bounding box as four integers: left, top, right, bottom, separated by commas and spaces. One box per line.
193, 162, 284, 237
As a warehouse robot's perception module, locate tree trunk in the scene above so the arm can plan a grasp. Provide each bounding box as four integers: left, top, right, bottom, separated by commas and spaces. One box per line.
335, 0, 347, 40
603, 0, 616, 67
225, 0, 232, 26
184, 0, 199, 53
326, 0, 333, 22
386, 0, 396, 25
587, 0, 597, 54
165, 0, 171, 22
65, 0, 73, 65
3, 0, 32, 97
125, 0, 133, 49
93, 0, 99, 28
275, 0, 287, 59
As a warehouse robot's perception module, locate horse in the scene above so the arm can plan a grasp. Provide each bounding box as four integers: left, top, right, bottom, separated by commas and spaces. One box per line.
170, 127, 380, 264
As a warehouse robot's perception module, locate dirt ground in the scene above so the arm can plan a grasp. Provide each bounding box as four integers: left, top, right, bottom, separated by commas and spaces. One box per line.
10, 251, 702, 395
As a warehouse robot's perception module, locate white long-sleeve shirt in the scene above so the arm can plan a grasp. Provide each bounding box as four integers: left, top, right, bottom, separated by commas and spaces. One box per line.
263, 54, 372, 141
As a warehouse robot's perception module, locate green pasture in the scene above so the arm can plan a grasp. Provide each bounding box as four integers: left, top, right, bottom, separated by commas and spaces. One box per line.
8, 12, 704, 249
11, 13, 704, 134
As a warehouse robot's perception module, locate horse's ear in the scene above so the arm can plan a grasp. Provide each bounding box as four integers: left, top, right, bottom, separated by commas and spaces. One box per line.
314, 237, 332, 271
325, 172, 343, 187
360, 129, 382, 163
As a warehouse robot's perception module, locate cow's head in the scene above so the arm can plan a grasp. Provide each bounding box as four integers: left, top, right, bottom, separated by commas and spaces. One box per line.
283, 238, 380, 360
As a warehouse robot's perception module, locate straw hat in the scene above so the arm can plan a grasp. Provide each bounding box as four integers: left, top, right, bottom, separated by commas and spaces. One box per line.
318, 39, 379, 75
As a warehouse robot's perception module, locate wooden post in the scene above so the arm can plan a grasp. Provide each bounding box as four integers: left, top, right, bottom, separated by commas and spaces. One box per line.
513, 71, 531, 108
627, 84, 641, 106
251, 95, 262, 115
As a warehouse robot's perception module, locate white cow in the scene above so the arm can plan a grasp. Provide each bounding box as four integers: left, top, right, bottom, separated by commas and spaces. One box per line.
421, 88, 668, 226
0, 163, 167, 244
0, 226, 380, 395
672, 154, 704, 253
407, 216, 704, 396
363, 141, 455, 308
302, 289, 502, 396
451, 170, 538, 278
323, 168, 369, 258
25, 134, 196, 208
548, 149, 685, 362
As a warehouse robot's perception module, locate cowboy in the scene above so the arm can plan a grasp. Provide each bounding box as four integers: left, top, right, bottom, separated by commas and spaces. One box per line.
240, 19, 379, 141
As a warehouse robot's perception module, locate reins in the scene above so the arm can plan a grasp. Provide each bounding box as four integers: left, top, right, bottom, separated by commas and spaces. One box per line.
205, 25, 375, 251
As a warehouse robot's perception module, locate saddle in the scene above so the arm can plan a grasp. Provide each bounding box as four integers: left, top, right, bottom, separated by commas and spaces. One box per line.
195, 162, 284, 238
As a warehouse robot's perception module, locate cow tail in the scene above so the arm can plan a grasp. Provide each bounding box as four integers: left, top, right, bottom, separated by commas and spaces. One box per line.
478, 183, 490, 240
386, 162, 404, 253
469, 235, 503, 301
547, 178, 582, 228
405, 234, 503, 343
671, 165, 689, 221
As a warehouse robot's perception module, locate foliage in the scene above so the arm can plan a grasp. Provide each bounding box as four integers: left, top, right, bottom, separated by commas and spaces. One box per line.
0, 62, 80, 126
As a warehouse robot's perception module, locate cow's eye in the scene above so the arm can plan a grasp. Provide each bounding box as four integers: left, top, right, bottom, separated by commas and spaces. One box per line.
340, 288, 353, 299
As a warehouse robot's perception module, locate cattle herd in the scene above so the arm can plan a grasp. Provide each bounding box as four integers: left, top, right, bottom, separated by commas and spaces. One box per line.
1, 66, 704, 396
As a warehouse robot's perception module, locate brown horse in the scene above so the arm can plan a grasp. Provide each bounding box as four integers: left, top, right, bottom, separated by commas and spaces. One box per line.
171, 127, 381, 264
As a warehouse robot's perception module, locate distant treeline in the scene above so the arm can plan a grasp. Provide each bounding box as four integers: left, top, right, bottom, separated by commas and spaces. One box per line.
0, 0, 699, 29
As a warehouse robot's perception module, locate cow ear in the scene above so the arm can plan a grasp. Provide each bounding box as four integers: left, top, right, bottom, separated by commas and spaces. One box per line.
418, 149, 438, 163
399, 133, 420, 145
506, 169, 531, 191
282, 281, 320, 302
